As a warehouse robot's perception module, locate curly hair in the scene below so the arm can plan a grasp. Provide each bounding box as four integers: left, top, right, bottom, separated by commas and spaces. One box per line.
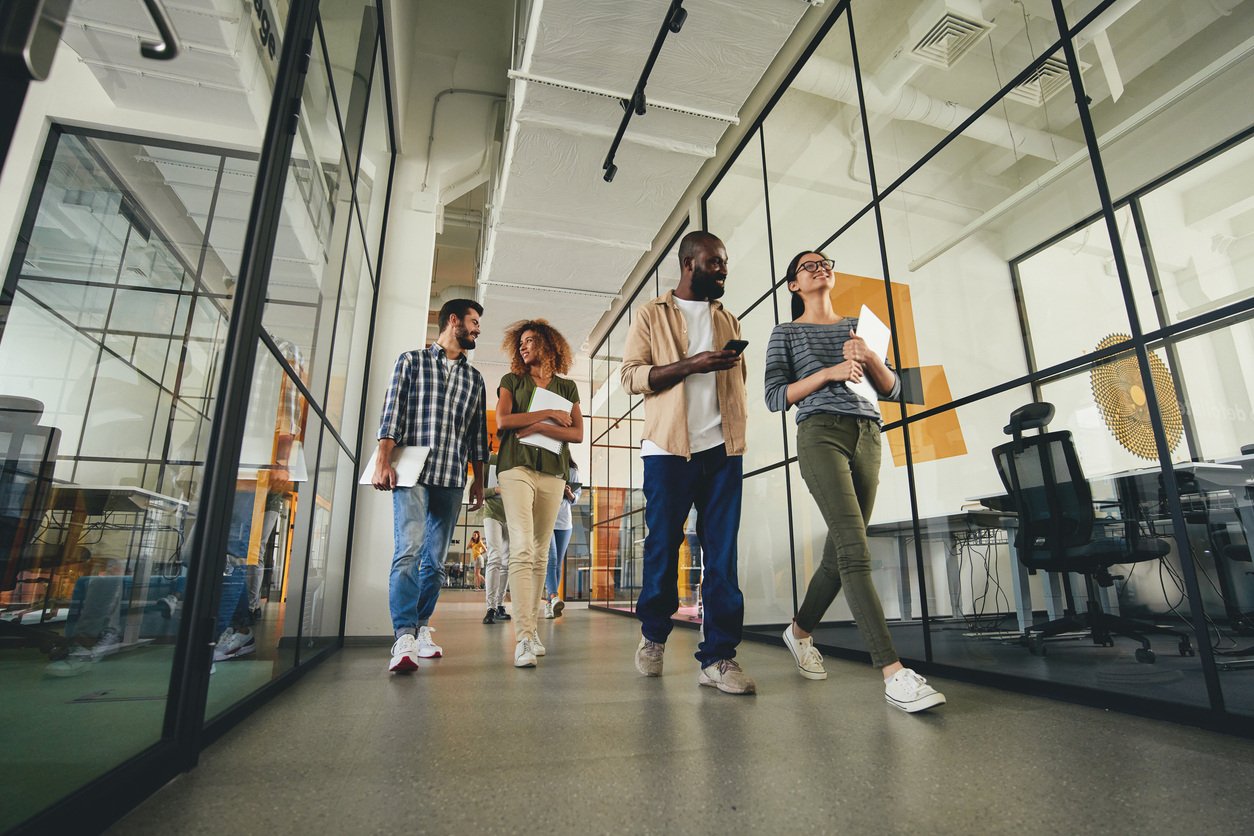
501, 319, 573, 378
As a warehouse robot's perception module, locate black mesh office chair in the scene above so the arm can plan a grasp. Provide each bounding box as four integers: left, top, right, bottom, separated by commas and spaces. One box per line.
992, 402, 1194, 663
1, 396, 65, 654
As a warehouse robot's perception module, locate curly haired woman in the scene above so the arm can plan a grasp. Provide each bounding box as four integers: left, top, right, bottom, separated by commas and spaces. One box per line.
494, 319, 583, 667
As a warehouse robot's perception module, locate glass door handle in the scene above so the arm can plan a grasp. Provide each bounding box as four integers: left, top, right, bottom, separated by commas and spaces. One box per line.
137, 0, 180, 60
0, 0, 72, 81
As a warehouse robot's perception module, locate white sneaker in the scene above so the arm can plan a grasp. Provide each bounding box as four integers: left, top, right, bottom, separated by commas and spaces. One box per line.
531, 630, 546, 656
416, 625, 443, 658
213, 628, 255, 662
514, 637, 537, 667
543, 600, 555, 619
884, 668, 946, 713
389, 634, 419, 673
551, 598, 565, 618
782, 625, 827, 680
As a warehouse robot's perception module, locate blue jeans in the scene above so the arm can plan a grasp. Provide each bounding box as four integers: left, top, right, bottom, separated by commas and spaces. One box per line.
638, 445, 744, 666
546, 528, 572, 598
389, 484, 463, 632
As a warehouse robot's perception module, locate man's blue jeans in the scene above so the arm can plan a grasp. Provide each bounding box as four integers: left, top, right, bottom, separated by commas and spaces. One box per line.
638, 445, 744, 666
546, 527, 573, 598
389, 484, 463, 632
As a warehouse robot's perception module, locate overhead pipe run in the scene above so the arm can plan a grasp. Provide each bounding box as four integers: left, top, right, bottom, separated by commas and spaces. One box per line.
792, 55, 1084, 163
602, 0, 688, 182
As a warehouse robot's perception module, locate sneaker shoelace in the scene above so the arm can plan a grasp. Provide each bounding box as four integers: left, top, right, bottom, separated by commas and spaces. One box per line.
897, 670, 929, 694
716, 660, 743, 675
642, 641, 664, 659
802, 645, 824, 668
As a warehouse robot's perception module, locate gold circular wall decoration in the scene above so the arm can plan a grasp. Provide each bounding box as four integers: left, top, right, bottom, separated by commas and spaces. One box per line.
1089, 333, 1183, 460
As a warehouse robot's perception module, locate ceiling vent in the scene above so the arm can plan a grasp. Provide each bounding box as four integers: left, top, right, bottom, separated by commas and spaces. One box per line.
909, 6, 994, 69
1006, 55, 1090, 107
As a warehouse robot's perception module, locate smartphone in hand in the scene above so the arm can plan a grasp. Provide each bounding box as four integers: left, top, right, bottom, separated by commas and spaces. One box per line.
723, 339, 749, 355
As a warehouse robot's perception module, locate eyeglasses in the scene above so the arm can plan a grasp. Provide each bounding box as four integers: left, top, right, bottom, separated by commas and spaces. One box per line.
797, 258, 834, 274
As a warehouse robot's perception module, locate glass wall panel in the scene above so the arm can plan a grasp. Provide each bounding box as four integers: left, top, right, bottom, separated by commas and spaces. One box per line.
206, 340, 311, 717
739, 466, 795, 626
0, 124, 254, 829
359, 44, 391, 262
318, 1, 379, 170
324, 214, 370, 432
299, 428, 354, 655
1134, 135, 1254, 331
853, 0, 1077, 190
1149, 324, 1254, 716
263, 39, 351, 402
762, 13, 872, 263
879, 71, 1100, 410
705, 129, 774, 318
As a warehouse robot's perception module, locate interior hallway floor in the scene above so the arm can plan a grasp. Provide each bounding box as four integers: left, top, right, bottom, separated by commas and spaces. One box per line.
111, 594, 1254, 835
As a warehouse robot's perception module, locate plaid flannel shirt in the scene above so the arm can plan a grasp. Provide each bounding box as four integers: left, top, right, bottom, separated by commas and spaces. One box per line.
377, 344, 489, 488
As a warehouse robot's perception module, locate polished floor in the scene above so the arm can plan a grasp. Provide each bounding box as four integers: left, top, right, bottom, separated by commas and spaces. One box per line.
111, 594, 1254, 835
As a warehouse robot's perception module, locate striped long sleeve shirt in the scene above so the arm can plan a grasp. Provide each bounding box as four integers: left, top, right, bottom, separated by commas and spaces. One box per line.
764, 318, 901, 425
377, 344, 489, 488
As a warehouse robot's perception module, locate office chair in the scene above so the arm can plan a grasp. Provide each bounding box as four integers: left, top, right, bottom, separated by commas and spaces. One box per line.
992, 402, 1194, 663
0, 396, 66, 656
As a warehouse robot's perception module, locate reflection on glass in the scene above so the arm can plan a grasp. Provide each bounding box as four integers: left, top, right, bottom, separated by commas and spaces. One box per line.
0, 126, 254, 828
359, 44, 390, 254
705, 128, 774, 319
1135, 135, 1254, 330
207, 340, 311, 716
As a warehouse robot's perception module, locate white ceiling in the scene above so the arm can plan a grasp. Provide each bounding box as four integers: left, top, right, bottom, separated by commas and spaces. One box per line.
479, 0, 816, 356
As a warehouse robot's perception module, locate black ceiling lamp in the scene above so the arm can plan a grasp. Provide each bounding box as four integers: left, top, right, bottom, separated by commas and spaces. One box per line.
603, 0, 686, 183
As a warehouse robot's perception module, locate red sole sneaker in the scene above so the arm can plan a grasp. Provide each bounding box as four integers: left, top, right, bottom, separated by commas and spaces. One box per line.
389, 655, 418, 673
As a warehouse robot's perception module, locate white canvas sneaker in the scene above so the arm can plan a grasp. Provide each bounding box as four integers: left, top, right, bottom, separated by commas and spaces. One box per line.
782, 625, 828, 680
514, 637, 537, 667
543, 600, 555, 619
530, 630, 546, 656
884, 668, 946, 713
416, 625, 443, 658
389, 634, 419, 673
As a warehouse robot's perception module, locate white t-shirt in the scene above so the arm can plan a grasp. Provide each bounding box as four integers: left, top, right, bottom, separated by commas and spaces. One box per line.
641, 297, 724, 457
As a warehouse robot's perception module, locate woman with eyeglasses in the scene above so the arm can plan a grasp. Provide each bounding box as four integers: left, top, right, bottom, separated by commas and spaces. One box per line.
763, 251, 946, 713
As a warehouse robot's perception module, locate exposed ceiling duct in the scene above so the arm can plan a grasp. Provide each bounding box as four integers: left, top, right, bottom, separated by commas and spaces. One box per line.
479, 0, 817, 350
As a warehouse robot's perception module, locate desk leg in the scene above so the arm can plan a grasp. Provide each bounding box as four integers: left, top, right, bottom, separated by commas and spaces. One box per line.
1040, 573, 1067, 620
898, 537, 913, 621
946, 539, 963, 619
1003, 523, 1033, 633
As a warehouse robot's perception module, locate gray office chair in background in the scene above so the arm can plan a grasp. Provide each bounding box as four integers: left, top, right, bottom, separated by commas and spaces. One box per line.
0, 396, 66, 656
992, 402, 1194, 663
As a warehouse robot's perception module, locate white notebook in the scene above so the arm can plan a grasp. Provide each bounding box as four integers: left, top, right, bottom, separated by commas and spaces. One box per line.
845, 305, 891, 411
358, 445, 430, 487
520, 387, 574, 455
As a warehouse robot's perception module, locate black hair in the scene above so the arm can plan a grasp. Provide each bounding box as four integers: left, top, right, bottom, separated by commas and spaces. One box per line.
438, 298, 483, 331
677, 230, 723, 271
783, 250, 829, 321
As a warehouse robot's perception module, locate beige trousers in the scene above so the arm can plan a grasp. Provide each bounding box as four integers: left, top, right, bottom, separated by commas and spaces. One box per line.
498, 467, 566, 641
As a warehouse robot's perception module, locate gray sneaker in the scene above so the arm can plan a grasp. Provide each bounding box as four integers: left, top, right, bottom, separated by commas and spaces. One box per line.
635, 637, 665, 677
699, 659, 757, 694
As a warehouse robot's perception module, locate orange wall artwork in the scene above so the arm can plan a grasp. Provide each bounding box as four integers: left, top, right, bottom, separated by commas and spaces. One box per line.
829, 272, 967, 466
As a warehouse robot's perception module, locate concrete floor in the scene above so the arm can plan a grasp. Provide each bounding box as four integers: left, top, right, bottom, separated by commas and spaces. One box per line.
111, 596, 1254, 835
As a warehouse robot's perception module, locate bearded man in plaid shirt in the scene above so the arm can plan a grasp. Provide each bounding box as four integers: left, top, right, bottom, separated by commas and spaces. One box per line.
372, 298, 488, 673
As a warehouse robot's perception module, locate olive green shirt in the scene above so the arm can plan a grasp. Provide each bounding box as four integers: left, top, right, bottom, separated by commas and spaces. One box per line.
496, 373, 580, 479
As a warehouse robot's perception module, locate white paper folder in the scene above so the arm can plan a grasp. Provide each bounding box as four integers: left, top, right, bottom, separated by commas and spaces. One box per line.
520, 387, 574, 455
845, 305, 891, 411
358, 445, 430, 487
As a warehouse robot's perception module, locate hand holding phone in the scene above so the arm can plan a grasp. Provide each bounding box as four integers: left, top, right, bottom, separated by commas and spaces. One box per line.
723, 339, 749, 356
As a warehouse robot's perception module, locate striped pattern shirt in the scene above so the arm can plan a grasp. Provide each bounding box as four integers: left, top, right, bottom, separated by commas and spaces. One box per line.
377, 344, 489, 488
764, 318, 901, 425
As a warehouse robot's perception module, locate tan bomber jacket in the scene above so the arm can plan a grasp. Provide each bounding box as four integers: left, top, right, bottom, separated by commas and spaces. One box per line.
619, 290, 748, 459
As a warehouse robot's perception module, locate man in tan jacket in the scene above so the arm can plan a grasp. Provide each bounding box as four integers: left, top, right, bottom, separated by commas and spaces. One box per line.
620, 230, 755, 695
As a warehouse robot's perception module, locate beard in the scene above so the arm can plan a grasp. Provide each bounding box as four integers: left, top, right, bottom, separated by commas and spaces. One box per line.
691, 267, 726, 300
456, 325, 476, 350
